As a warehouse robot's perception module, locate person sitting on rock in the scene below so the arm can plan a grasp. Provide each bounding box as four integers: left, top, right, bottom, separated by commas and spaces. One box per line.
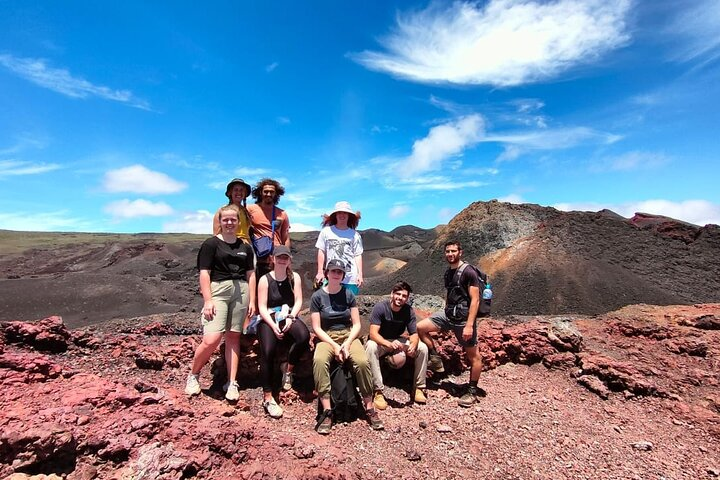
310, 259, 383, 434
365, 281, 428, 409
185, 205, 256, 402
416, 240, 485, 407
256, 245, 310, 419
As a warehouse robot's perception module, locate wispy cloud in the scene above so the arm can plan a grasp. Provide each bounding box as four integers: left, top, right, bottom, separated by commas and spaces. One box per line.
276, 116, 291, 125
104, 199, 174, 219
265, 62, 279, 73
393, 114, 485, 177
163, 210, 213, 234
498, 193, 526, 203
0, 134, 48, 155
438, 207, 457, 223
371, 124, 398, 134
389, 204, 411, 219
0, 54, 150, 110
102, 165, 187, 195
0, 160, 61, 177
486, 126, 622, 161
0, 210, 94, 232
553, 199, 720, 226
666, 0, 720, 65
589, 150, 670, 172
350, 0, 631, 87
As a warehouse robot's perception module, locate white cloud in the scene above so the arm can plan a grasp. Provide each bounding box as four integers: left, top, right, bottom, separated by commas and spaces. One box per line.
0, 54, 150, 110
590, 151, 670, 172
266, 62, 279, 73
371, 125, 398, 134
276, 116, 291, 125
553, 199, 720, 226
163, 210, 213, 234
666, 0, 720, 64
487, 126, 621, 161
0, 134, 48, 155
498, 194, 526, 204
104, 199, 174, 219
383, 174, 487, 192
350, 0, 631, 86
0, 160, 61, 177
290, 222, 317, 233
0, 210, 95, 232
389, 204, 411, 219
394, 115, 485, 177
102, 164, 187, 195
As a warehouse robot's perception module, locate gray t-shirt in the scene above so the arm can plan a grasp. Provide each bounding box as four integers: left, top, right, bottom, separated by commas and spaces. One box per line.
310, 287, 357, 331
369, 299, 416, 339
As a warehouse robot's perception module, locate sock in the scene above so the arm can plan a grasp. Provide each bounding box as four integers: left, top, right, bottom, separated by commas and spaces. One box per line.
469, 380, 479, 389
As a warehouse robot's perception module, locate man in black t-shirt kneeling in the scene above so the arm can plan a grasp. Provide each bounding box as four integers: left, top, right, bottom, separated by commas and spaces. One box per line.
365, 281, 428, 410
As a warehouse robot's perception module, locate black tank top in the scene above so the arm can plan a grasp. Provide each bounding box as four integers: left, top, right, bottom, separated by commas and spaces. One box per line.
265, 273, 295, 309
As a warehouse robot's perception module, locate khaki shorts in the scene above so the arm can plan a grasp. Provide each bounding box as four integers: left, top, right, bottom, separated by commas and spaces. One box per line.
201, 279, 249, 334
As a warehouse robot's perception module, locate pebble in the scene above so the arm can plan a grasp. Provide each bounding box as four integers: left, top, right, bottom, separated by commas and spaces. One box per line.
707, 468, 719, 477
631, 441, 653, 451
419, 421, 428, 429
405, 450, 422, 461
436, 424, 453, 433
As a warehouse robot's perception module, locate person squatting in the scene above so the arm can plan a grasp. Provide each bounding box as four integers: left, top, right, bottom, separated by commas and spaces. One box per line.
185, 178, 490, 434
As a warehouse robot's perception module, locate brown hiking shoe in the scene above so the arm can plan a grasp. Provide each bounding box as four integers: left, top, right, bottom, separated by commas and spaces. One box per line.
414, 388, 427, 404
373, 391, 388, 410
316, 409, 332, 435
458, 385, 485, 407
428, 353, 445, 373
366, 408, 384, 430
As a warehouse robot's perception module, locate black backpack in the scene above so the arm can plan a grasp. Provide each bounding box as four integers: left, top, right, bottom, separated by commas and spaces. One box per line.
316, 362, 363, 427
444, 262, 491, 322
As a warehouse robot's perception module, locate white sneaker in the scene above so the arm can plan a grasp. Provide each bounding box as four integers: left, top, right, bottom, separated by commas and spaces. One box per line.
185, 373, 201, 396
225, 381, 240, 402
263, 399, 284, 418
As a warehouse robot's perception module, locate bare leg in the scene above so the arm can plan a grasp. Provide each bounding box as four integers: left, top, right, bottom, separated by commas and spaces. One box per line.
416, 318, 439, 351
190, 332, 223, 374
224, 331, 241, 383
465, 344, 483, 382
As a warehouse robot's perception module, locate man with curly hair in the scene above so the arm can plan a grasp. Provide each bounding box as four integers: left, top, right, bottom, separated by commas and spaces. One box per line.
247, 178, 291, 278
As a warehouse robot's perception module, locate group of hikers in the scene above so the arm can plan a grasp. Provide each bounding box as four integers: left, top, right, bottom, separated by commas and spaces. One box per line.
185, 178, 488, 434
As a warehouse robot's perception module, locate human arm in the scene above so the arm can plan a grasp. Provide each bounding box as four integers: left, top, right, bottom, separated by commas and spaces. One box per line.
281, 272, 303, 333
199, 269, 215, 320
315, 248, 326, 283
406, 333, 420, 357
280, 212, 291, 247
463, 285, 481, 341
212, 208, 221, 235
355, 254, 364, 287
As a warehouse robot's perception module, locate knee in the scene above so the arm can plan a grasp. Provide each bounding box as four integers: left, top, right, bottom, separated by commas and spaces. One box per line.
365, 340, 378, 356
417, 341, 428, 354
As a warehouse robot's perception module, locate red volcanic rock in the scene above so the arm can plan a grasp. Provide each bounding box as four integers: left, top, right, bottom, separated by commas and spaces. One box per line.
629, 212, 701, 243
135, 349, 164, 370
3, 316, 71, 353
577, 353, 666, 397
0, 424, 77, 475
680, 314, 720, 330
0, 351, 64, 384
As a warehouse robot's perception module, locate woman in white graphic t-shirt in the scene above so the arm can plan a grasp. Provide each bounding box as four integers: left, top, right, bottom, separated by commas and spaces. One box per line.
315, 201, 364, 295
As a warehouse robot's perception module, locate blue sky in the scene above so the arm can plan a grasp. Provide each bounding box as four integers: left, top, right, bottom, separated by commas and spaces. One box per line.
1, 0, 719, 234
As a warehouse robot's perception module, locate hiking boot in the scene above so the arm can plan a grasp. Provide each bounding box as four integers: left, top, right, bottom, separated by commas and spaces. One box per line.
281, 370, 294, 391
428, 353, 445, 373
373, 391, 388, 410
185, 373, 201, 396
316, 409, 333, 435
225, 381, 240, 402
366, 408, 384, 430
414, 387, 427, 404
458, 385, 482, 407
263, 398, 284, 418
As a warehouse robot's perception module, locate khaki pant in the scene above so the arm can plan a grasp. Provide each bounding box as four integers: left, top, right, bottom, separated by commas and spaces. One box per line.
313, 329, 373, 399
365, 339, 428, 391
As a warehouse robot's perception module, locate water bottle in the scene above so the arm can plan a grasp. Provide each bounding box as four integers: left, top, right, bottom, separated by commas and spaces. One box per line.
480, 280, 492, 315
482, 282, 493, 300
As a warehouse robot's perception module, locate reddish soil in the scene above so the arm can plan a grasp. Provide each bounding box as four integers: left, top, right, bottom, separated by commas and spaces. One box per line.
1, 303, 719, 479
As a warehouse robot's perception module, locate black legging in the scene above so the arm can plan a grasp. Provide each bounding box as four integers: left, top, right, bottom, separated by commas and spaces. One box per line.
256, 319, 310, 392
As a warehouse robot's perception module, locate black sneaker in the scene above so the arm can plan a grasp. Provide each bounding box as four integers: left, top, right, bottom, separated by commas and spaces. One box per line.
316, 409, 333, 435
366, 408, 384, 430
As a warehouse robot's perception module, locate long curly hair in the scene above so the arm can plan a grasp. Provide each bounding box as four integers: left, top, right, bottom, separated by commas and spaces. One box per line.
251, 178, 285, 205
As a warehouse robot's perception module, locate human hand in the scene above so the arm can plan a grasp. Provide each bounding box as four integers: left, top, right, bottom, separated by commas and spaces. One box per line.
406, 342, 417, 357
356, 275, 364, 287
340, 341, 350, 361
333, 343, 343, 362
462, 324, 474, 341
390, 339, 404, 352
202, 301, 216, 320
247, 303, 256, 318
315, 272, 325, 283
282, 316, 294, 333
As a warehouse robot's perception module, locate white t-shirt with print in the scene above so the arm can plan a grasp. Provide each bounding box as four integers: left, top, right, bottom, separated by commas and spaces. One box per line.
315, 225, 363, 285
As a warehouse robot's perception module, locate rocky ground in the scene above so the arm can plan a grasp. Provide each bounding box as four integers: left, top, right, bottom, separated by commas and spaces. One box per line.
2, 301, 719, 479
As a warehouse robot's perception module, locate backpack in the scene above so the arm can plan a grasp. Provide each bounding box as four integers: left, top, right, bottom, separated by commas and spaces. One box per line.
444, 262, 491, 323
316, 362, 363, 427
